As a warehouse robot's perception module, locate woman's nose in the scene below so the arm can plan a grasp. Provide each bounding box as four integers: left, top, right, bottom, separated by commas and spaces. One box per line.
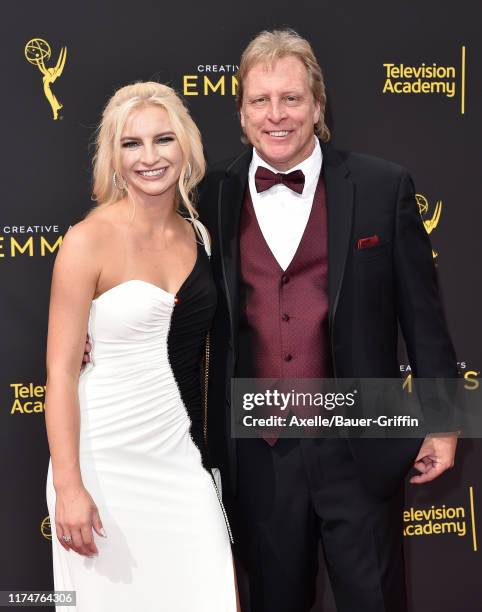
140, 144, 158, 165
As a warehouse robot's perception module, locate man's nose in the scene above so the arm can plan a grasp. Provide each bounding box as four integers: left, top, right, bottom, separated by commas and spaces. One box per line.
267, 99, 287, 123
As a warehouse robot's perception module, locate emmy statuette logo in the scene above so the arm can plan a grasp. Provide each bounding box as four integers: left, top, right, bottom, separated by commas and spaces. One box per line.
24, 38, 67, 120
41, 515, 52, 540
416, 194, 442, 259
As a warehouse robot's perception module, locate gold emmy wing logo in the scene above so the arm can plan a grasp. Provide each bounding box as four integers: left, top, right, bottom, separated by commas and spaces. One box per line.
41, 515, 52, 540
24, 38, 67, 120
416, 194, 442, 259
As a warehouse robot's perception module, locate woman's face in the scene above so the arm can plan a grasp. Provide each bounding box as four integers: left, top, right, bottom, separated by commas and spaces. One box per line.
119, 104, 183, 201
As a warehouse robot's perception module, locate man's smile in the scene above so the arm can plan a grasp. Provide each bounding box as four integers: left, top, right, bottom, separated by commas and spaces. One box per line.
266, 130, 291, 137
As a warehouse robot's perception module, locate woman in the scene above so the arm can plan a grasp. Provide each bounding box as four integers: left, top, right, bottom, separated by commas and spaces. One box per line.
45, 82, 238, 611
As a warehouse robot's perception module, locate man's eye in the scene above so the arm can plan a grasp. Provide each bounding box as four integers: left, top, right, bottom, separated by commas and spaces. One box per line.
285, 96, 299, 103
251, 97, 267, 105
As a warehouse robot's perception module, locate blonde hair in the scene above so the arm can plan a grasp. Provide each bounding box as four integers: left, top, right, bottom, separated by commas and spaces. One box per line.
92, 81, 205, 218
236, 29, 330, 142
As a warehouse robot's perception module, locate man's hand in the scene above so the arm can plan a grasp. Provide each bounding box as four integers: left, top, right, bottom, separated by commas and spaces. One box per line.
409, 433, 458, 484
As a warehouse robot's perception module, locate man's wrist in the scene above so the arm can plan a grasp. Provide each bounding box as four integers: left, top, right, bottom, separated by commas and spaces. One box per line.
426, 431, 460, 438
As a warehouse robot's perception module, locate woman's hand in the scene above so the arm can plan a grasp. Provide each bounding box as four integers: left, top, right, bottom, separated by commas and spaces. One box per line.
55, 483, 106, 557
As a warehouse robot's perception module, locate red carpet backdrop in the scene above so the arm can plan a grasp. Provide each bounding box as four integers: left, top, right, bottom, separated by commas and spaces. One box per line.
1, 1, 481, 610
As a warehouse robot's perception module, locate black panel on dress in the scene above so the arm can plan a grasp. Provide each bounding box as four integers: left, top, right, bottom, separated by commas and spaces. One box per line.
167, 241, 217, 469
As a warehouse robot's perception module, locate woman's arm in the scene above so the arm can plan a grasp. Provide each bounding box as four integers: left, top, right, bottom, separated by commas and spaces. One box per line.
45, 221, 105, 557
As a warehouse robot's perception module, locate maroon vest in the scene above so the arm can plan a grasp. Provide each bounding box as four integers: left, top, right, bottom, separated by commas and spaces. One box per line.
238, 173, 331, 382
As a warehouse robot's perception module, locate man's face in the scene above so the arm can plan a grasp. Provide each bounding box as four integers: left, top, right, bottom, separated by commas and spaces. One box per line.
240, 55, 320, 171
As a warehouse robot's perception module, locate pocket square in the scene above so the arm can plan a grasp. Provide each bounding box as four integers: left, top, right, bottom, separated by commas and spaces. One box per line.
356, 234, 380, 250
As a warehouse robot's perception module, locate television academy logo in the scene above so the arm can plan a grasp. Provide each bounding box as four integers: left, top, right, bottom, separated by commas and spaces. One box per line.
24, 38, 67, 120
183, 64, 239, 97
9, 382, 45, 415
403, 486, 478, 551
381, 46, 467, 114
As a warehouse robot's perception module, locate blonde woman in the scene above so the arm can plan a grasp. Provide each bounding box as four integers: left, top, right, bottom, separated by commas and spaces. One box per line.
45, 82, 238, 611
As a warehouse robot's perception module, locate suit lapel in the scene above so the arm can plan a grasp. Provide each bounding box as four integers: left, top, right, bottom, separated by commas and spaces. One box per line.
321, 143, 354, 327
217, 149, 251, 347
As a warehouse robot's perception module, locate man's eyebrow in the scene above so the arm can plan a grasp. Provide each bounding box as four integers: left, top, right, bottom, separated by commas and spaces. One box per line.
247, 90, 303, 98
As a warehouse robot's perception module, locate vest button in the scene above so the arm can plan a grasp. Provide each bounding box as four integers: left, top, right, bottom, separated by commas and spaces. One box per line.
281, 274, 290, 284
284, 354, 293, 362
281, 313, 290, 322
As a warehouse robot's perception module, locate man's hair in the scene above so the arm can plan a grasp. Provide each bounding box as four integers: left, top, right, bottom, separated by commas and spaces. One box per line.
236, 29, 330, 142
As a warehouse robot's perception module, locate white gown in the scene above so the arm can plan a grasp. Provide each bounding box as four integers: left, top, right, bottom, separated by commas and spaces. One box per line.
46, 235, 236, 611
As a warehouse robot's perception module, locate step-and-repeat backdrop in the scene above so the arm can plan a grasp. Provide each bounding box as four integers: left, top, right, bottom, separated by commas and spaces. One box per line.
2, 1, 481, 610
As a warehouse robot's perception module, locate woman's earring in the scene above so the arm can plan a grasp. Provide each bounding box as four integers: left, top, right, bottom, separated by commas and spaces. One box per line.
113, 171, 125, 191
185, 162, 192, 180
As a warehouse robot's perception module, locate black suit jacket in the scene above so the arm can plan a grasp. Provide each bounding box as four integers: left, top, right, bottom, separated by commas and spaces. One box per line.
197, 141, 458, 498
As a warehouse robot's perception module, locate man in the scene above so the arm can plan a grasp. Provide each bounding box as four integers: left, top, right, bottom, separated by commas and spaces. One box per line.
197, 29, 458, 612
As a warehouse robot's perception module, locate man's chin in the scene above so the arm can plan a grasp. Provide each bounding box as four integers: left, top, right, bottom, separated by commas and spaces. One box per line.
257, 147, 296, 170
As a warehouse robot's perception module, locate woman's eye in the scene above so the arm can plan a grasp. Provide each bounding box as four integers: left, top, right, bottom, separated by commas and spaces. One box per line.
156, 136, 175, 144
122, 141, 139, 149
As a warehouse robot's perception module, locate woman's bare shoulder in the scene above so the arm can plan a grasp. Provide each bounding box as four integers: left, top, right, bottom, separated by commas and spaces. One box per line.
62, 204, 124, 252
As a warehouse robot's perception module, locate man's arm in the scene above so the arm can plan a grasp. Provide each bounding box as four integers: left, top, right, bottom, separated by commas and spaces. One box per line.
393, 171, 458, 483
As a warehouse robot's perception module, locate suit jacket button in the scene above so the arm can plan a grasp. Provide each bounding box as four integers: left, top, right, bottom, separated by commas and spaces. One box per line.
281, 274, 290, 284
284, 354, 293, 362
282, 313, 290, 322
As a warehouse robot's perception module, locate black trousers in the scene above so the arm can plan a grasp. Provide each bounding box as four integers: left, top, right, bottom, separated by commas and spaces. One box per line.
228, 438, 407, 612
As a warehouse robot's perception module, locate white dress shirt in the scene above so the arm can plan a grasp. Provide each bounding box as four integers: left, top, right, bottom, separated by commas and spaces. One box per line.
248, 137, 323, 271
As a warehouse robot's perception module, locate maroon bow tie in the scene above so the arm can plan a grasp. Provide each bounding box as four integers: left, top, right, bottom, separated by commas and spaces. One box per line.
254, 166, 305, 194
